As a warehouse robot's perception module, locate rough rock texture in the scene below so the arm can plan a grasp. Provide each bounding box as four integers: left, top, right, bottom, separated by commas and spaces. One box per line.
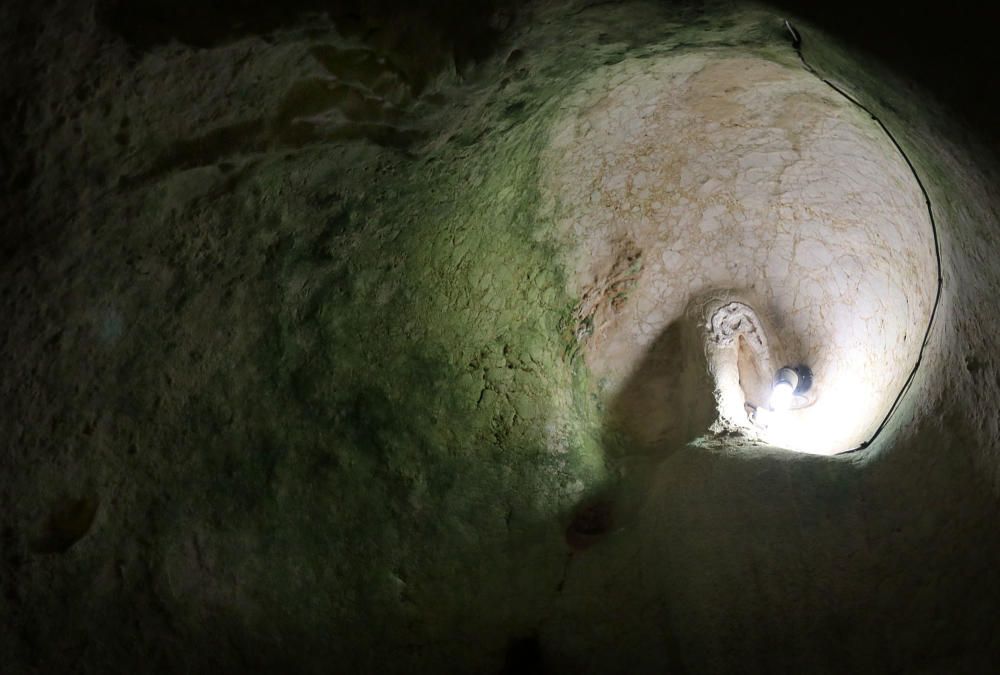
542, 51, 936, 453
1, 1, 999, 674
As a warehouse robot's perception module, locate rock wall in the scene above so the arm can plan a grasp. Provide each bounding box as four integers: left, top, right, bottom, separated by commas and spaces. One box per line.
1, 1, 998, 673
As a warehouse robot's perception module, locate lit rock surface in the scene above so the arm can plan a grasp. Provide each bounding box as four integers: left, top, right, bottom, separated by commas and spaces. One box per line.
543, 52, 937, 453
1, 1, 999, 674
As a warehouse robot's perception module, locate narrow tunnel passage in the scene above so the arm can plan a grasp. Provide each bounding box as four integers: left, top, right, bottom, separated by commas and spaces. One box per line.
1, 1, 999, 673
544, 50, 938, 455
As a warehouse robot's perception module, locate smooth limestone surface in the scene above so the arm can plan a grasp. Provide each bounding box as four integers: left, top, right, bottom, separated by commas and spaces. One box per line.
1, 1, 998, 673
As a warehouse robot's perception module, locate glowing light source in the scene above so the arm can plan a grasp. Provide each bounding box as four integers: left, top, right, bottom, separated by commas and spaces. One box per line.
750, 365, 814, 432
769, 367, 801, 411
769, 380, 795, 411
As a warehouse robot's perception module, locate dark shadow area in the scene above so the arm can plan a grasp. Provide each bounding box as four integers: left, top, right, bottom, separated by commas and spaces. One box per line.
643, 428, 1000, 675
97, 0, 517, 91
28, 493, 100, 554
501, 634, 546, 675
770, 1, 1000, 155
561, 317, 717, 550
565, 497, 613, 550
602, 317, 717, 460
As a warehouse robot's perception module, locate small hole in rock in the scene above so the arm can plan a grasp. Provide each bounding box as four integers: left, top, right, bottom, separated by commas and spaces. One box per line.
30, 494, 100, 554
566, 499, 613, 550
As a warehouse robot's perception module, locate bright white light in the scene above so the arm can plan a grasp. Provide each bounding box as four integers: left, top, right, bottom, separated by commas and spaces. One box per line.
753, 406, 772, 427
756, 374, 879, 455
769, 381, 795, 411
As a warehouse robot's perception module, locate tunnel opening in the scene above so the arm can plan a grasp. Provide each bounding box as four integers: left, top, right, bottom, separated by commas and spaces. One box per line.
546, 49, 939, 455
